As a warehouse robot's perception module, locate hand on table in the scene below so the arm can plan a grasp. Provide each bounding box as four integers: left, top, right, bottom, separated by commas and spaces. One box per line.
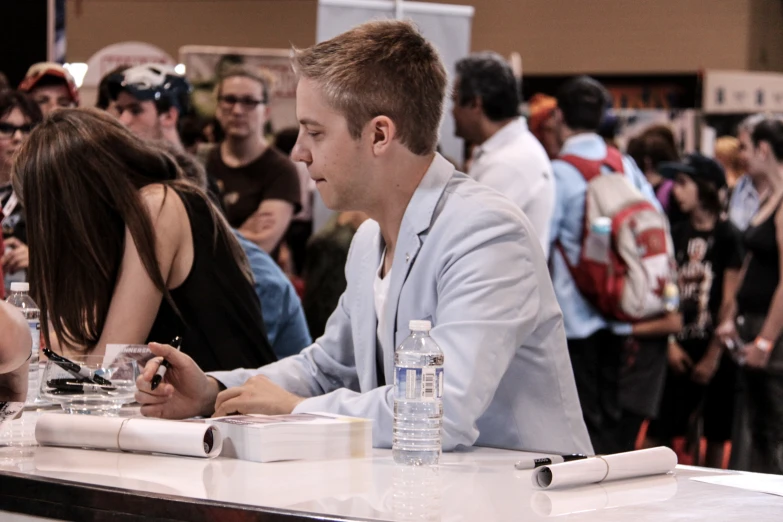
213, 375, 304, 418
1, 238, 29, 273
135, 342, 220, 419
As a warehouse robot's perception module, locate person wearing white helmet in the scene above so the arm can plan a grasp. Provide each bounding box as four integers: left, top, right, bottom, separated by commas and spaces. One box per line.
108, 64, 192, 150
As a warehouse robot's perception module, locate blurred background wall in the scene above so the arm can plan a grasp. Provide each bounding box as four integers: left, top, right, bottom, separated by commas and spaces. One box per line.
65, 0, 783, 74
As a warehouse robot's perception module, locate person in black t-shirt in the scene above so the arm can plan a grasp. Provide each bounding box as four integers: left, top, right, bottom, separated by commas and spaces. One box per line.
206, 65, 301, 254
645, 153, 744, 468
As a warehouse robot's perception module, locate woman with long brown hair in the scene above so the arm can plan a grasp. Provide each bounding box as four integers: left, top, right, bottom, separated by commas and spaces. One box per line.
12, 108, 276, 372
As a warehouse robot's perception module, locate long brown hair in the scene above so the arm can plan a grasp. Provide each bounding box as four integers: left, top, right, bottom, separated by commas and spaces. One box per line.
12, 108, 250, 352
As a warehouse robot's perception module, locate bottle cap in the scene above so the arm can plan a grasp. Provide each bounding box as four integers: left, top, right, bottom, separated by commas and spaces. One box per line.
10, 282, 29, 292
591, 216, 612, 234
409, 320, 432, 332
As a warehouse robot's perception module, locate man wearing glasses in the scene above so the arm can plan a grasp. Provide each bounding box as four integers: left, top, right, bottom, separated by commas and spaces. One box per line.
206, 65, 301, 254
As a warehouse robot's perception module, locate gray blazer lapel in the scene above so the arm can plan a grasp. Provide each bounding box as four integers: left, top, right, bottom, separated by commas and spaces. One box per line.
355, 228, 383, 391
379, 154, 455, 384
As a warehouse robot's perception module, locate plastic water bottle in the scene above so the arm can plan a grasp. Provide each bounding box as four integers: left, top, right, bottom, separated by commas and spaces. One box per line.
393, 320, 444, 466
583, 216, 612, 264
5, 282, 41, 404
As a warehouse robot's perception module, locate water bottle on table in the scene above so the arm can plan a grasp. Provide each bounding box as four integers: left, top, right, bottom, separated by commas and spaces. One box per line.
393, 320, 444, 466
5, 282, 41, 405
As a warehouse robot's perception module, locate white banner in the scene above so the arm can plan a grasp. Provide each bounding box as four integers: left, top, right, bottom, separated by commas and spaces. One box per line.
313, 0, 474, 231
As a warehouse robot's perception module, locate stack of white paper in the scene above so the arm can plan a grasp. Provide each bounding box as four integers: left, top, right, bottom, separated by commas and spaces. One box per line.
206, 412, 373, 463
35, 413, 222, 458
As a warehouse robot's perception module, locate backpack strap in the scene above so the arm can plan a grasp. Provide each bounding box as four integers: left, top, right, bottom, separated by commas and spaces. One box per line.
554, 146, 626, 292
559, 146, 626, 182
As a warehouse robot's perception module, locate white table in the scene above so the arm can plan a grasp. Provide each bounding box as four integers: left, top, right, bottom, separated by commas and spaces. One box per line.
1, 439, 782, 521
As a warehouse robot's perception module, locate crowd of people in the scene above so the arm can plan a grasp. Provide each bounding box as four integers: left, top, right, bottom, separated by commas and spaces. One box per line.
1, 19, 782, 474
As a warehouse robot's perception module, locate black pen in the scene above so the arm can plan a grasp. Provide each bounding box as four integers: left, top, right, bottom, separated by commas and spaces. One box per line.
514, 453, 589, 470
151, 336, 181, 391
43, 348, 114, 387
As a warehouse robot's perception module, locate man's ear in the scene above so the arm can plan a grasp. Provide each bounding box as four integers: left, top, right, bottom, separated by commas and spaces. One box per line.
159, 107, 179, 131
370, 115, 395, 156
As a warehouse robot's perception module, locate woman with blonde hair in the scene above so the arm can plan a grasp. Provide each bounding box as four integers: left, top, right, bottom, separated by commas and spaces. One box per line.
715, 136, 744, 190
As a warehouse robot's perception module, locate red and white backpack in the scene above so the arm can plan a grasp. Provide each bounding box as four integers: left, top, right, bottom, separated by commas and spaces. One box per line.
557, 148, 676, 322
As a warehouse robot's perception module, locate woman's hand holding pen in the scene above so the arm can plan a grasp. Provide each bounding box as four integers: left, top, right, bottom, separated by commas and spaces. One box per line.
135, 342, 220, 419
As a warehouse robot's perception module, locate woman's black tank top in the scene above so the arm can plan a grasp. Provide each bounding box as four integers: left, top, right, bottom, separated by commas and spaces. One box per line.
146, 188, 277, 372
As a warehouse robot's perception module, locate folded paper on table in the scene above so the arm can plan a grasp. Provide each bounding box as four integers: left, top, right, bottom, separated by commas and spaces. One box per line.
531, 474, 678, 516
532, 447, 677, 490
691, 473, 783, 497
35, 413, 222, 458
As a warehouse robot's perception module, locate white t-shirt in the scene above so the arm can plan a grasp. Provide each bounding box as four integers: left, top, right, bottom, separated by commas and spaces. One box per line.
374, 251, 392, 365
469, 117, 555, 257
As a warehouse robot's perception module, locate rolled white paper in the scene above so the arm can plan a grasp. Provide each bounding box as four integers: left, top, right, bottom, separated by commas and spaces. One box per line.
35, 413, 222, 458
532, 447, 677, 490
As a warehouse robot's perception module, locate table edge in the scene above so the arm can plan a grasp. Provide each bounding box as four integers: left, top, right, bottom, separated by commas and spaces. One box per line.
0, 469, 388, 522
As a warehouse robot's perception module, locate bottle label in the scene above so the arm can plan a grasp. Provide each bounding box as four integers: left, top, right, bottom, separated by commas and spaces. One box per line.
395, 367, 444, 401
28, 320, 40, 356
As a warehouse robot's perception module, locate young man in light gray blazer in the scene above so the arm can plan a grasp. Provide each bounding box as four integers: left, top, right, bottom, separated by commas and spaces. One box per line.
136, 20, 592, 455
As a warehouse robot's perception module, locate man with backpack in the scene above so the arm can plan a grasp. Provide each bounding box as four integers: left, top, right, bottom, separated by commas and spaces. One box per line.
550, 76, 677, 454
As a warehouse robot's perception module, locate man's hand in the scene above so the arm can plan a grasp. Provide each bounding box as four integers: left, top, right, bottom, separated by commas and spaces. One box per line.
741, 342, 773, 369
1, 238, 29, 273
715, 320, 738, 349
135, 342, 220, 419
213, 375, 304, 418
667, 341, 693, 375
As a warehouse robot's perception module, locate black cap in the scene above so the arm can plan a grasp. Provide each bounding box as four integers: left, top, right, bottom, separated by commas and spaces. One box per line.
659, 153, 727, 190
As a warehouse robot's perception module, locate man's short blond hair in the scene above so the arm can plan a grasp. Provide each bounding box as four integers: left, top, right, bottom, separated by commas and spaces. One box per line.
216, 64, 273, 103
292, 20, 447, 156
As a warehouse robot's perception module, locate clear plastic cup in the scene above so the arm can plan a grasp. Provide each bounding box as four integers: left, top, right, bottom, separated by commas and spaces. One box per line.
39, 355, 138, 415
